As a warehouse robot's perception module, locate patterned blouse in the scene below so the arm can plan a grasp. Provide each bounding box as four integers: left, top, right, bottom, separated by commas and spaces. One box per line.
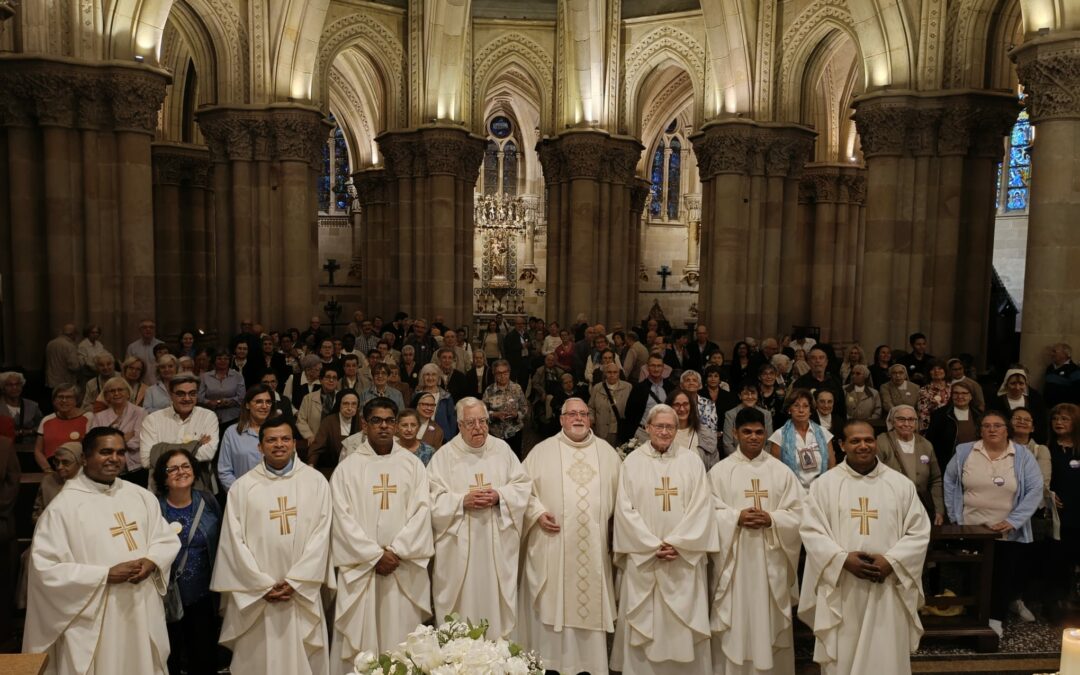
483, 382, 528, 440
917, 382, 951, 431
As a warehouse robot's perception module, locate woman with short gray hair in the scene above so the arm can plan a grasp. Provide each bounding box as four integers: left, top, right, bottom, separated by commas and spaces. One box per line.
843, 364, 883, 423
0, 371, 43, 447
877, 404, 944, 524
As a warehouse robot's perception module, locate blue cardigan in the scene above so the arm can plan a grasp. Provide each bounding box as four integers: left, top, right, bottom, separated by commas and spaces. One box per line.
943, 441, 1044, 543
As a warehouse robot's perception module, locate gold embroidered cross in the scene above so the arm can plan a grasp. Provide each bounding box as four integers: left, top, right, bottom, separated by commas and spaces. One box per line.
269, 496, 297, 535
744, 479, 769, 510
468, 473, 491, 492
654, 476, 678, 512
372, 473, 397, 510
109, 512, 139, 551
851, 497, 878, 536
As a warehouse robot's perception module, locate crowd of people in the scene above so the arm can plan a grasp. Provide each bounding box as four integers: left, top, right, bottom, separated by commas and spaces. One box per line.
1, 310, 1079, 675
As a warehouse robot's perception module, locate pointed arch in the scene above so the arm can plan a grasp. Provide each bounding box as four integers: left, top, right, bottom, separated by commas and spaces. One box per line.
778, 4, 863, 123
700, 0, 755, 117
472, 33, 555, 136
622, 26, 706, 138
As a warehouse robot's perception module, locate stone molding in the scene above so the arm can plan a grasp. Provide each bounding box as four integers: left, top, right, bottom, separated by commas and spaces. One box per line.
197, 106, 331, 167
630, 178, 652, 218
352, 168, 390, 204
852, 91, 1019, 158
1013, 34, 1080, 123
151, 143, 214, 188
536, 131, 645, 184
0, 56, 169, 133
799, 166, 867, 205
377, 126, 485, 181
689, 121, 815, 181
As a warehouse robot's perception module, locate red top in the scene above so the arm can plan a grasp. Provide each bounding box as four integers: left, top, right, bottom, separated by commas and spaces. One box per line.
37, 413, 92, 458
0, 416, 12, 440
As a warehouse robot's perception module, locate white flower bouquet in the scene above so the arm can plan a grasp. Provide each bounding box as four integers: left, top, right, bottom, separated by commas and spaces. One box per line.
350, 615, 544, 675
615, 436, 642, 459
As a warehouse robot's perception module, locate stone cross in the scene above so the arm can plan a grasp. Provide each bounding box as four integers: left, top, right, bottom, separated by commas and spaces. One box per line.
656, 265, 672, 290
744, 479, 769, 511
654, 476, 678, 512
323, 258, 341, 286
372, 473, 398, 510
110, 512, 139, 551
850, 497, 878, 536
270, 496, 298, 535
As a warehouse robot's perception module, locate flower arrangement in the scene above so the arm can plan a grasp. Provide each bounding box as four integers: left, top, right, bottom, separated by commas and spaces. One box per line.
615, 436, 643, 459
350, 615, 544, 675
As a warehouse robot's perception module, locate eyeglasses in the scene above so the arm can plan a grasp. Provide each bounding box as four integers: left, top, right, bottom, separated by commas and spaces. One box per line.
172, 390, 198, 399
893, 416, 917, 423
461, 418, 489, 428
165, 463, 193, 475
649, 423, 676, 433
671, 401, 691, 409
54, 394, 76, 401
367, 416, 397, 426
561, 411, 589, 419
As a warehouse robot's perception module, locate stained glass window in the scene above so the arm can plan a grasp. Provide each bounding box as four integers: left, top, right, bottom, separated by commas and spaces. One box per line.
319, 141, 332, 213
502, 141, 518, 196
333, 126, 351, 211
483, 141, 499, 195
1004, 110, 1032, 212
667, 137, 681, 220
649, 141, 665, 218
490, 116, 513, 139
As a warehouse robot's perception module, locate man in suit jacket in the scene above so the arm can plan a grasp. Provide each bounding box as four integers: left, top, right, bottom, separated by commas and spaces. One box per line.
622, 354, 676, 444
502, 317, 533, 387
663, 330, 691, 379
464, 351, 495, 400
436, 347, 468, 402
686, 324, 720, 374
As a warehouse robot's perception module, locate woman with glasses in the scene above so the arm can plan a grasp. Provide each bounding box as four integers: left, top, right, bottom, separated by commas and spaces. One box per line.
120, 356, 149, 407
217, 386, 274, 493
90, 377, 148, 484
944, 411, 1044, 637
926, 381, 982, 474
413, 392, 447, 449
877, 405, 944, 525
155, 448, 222, 675
483, 359, 527, 458
768, 389, 834, 489
413, 364, 457, 441
670, 387, 720, 470
33, 385, 93, 473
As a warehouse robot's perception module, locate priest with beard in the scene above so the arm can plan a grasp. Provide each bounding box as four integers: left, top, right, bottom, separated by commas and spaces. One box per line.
329, 397, 433, 675
611, 404, 718, 675
427, 397, 532, 638
23, 427, 180, 675
709, 407, 804, 675
517, 397, 622, 674
798, 420, 931, 675
211, 416, 333, 675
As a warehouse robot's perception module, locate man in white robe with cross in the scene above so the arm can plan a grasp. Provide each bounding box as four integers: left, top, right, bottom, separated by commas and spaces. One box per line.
23, 427, 180, 675
211, 416, 333, 675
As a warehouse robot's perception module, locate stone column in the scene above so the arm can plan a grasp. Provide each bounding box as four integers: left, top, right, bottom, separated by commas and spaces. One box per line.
853, 91, 1018, 359
0, 56, 167, 365
151, 143, 214, 339
1014, 34, 1080, 385
377, 125, 485, 327
690, 120, 815, 345
537, 130, 644, 325
352, 167, 395, 316
198, 106, 329, 331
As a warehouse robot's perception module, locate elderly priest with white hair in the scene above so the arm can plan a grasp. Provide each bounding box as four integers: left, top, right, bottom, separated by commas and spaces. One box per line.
611, 403, 718, 675
428, 396, 533, 638
517, 396, 622, 675
23, 427, 180, 675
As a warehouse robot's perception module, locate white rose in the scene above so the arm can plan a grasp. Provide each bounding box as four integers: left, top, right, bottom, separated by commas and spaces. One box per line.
504, 656, 530, 675
353, 651, 377, 673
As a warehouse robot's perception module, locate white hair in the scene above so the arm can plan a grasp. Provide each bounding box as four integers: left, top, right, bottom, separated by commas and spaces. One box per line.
645, 403, 677, 426
560, 397, 590, 415
0, 371, 25, 386
886, 404, 917, 431
455, 396, 488, 421
679, 369, 702, 385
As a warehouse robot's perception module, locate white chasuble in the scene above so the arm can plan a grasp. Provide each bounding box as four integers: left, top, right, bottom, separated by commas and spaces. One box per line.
329, 441, 433, 675
709, 450, 804, 675
23, 473, 180, 675
517, 431, 622, 675
611, 443, 718, 675
798, 461, 930, 675
211, 460, 333, 675
428, 434, 532, 638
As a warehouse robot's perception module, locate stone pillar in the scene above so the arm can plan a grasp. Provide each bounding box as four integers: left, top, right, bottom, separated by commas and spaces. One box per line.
1014, 34, 1080, 385
537, 130, 644, 325
352, 167, 395, 316
151, 143, 214, 340
198, 106, 329, 331
376, 126, 486, 327
0, 56, 168, 365
690, 120, 816, 345
852, 91, 1019, 360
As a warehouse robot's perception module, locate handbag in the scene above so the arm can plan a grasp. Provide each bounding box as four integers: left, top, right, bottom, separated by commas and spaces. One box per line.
164, 496, 206, 623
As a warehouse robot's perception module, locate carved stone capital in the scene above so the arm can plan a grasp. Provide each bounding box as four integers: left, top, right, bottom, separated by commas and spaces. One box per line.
1013, 34, 1080, 122
852, 102, 912, 157
537, 131, 643, 184
198, 106, 330, 165
269, 110, 331, 163
839, 172, 867, 204
630, 178, 652, 218
352, 168, 389, 204
377, 126, 485, 181
151, 143, 214, 188
801, 169, 840, 203
691, 121, 815, 181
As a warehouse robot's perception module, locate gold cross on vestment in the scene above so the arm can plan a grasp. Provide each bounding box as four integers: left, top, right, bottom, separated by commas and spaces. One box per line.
851, 497, 878, 536
109, 512, 139, 551
270, 496, 298, 535
744, 479, 769, 510
469, 473, 491, 492
654, 476, 678, 512
373, 473, 397, 510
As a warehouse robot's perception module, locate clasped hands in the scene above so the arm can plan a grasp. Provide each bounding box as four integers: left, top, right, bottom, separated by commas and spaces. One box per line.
375, 548, 400, 576
463, 488, 501, 510
655, 543, 680, 561
737, 508, 772, 529
843, 551, 894, 583
263, 580, 295, 603
107, 558, 157, 585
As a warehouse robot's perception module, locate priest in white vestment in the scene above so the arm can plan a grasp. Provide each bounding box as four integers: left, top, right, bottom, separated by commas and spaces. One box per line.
611, 404, 718, 675
329, 397, 433, 675
428, 397, 532, 638
211, 416, 334, 675
517, 397, 622, 675
23, 427, 180, 675
799, 420, 931, 675
709, 407, 804, 675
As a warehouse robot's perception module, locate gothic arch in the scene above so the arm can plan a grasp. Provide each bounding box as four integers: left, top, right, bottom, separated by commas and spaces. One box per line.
622, 26, 706, 138
778, 3, 862, 122
942, 0, 1024, 89
801, 31, 863, 160
313, 13, 406, 129
328, 50, 381, 167
701, 0, 755, 117
160, 1, 218, 142
472, 33, 555, 136
179, 0, 249, 103
105, 0, 177, 62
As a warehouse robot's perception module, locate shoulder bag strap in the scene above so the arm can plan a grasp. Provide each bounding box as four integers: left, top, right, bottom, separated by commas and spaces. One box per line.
603, 383, 623, 423
172, 496, 205, 579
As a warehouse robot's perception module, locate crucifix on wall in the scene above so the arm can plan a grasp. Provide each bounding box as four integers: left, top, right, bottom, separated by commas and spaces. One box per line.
656, 265, 672, 290
323, 258, 341, 286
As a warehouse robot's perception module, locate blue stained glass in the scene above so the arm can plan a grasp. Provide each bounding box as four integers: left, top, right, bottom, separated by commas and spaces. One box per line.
483, 141, 499, 195
1007, 188, 1027, 211
333, 126, 350, 211
1003, 110, 1032, 212
667, 137, 681, 220
649, 142, 664, 218
994, 162, 1002, 210
665, 119, 678, 134
503, 141, 518, 197
490, 116, 513, 139
318, 142, 331, 213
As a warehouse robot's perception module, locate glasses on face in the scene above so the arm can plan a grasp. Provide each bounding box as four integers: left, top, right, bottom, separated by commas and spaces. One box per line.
671, 401, 691, 409
54, 394, 76, 401
165, 463, 193, 475
894, 416, 917, 423
172, 390, 198, 400
367, 416, 397, 426
462, 418, 489, 429
561, 410, 589, 419
649, 423, 676, 433
1013, 416, 1033, 425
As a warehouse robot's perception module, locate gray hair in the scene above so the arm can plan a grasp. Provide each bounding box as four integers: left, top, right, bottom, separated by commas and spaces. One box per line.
103, 376, 132, 397
771, 354, 792, 371
301, 354, 321, 369
492, 359, 511, 372
851, 364, 871, 378
168, 373, 199, 392
51, 383, 78, 399
419, 363, 443, 382
560, 397, 590, 415
455, 396, 488, 421
679, 369, 702, 386
94, 352, 116, 367
0, 371, 26, 386
886, 404, 917, 431
645, 403, 677, 426
156, 354, 179, 371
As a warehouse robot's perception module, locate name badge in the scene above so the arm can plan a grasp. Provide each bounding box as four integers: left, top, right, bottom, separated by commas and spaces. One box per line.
1070, 460, 1080, 470
170, 521, 183, 535
69, 431, 81, 440
919, 455, 930, 464
992, 476, 1006, 487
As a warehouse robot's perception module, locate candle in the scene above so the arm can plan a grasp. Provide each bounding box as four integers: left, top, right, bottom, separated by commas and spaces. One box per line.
1061, 628, 1080, 675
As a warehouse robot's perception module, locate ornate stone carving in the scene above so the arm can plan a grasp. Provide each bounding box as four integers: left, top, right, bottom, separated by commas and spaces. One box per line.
691, 128, 757, 178
905, 109, 942, 156
152, 144, 214, 188
630, 179, 651, 219
805, 171, 839, 202
378, 128, 485, 181
316, 13, 407, 128
692, 123, 814, 180
622, 25, 707, 134
852, 104, 911, 157
1014, 41, 1080, 123
840, 173, 867, 204
353, 169, 389, 204
271, 112, 331, 163
472, 33, 554, 133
